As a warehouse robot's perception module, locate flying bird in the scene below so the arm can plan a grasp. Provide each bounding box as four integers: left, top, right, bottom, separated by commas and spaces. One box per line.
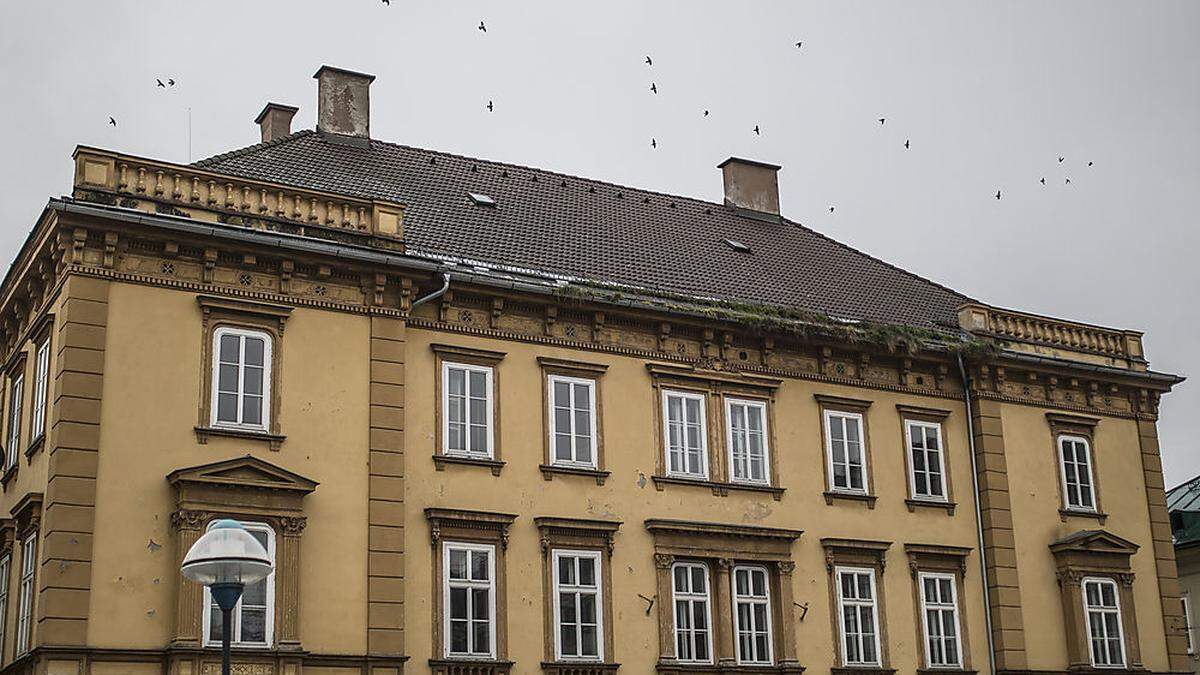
1058, 156, 1065, 163
486, 100, 493, 112
168, 78, 175, 86
1065, 177, 1071, 184
1040, 177, 1046, 185
478, 20, 486, 32
995, 190, 1002, 200
650, 82, 657, 94
645, 55, 652, 66
382, 0, 389, 4
156, 79, 166, 88
829, 206, 835, 213
753, 124, 760, 135
703, 110, 709, 117
904, 139, 910, 149
795, 41, 803, 48
108, 117, 117, 127
878, 117, 885, 125
1088, 161, 1094, 167
651, 138, 657, 149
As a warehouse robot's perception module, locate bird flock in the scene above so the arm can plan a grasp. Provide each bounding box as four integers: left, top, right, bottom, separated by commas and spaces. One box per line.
112, 9, 1099, 206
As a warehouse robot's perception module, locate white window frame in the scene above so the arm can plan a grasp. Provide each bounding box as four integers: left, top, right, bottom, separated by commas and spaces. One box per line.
442, 541, 497, 659
547, 375, 598, 469
1082, 576, 1126, 669
732, 564, 774, 665
672, 561, 714, 664
662, 389, 708, 479
0, 552, 10, 659
15, 531, 36, 655
29, 341, 50, 442
725, 398, 770, 486
6, 374, 24, 470
441, 361, 495, 459
907, 420, 947, 502
918, 571, 963, 668
836, 566, 882, 667
1058, 434, 1097, 512
552, 549, 604, 662
824, 410, 868, 494
1183, 593, 1194, 655
209, 326, 272, 432
202, 521, 275, 648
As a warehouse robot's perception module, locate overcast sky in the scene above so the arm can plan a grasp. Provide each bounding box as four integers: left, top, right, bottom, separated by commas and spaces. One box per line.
1, 2, 1197, 484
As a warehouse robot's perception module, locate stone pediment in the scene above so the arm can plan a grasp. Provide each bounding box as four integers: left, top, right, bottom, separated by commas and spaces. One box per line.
1050, 529, 1139, 556
168, 455, 317, 516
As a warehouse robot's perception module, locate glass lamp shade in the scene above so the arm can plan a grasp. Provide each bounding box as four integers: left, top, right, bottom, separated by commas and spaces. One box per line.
180, 519, 273, 586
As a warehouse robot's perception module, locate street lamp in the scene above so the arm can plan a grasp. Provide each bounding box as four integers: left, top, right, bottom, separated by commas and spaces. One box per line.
181, 519, 274, 675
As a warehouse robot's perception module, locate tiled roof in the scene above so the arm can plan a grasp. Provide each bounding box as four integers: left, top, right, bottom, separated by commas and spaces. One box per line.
195, 130, 972, 329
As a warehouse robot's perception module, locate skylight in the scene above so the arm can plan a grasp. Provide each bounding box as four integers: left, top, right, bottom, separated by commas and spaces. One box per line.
468, 192, 497, 207
724, 238, 752, 253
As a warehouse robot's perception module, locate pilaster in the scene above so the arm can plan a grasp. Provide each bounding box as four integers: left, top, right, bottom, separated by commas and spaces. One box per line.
368, 316, 406, 656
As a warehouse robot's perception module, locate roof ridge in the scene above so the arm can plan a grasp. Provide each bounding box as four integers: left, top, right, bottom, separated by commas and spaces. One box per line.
192, 129, 316, 168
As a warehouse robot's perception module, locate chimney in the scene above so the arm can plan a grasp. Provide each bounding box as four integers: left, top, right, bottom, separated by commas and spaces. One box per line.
718, 157, 781, 217
254, 103, 298, 143
313, 65, 375, 143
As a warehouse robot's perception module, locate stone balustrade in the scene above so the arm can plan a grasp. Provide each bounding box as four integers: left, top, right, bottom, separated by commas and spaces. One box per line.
958, 303, 1146, 368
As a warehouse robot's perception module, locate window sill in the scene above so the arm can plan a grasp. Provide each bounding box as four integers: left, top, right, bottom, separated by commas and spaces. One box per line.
540, 464, 611, 485
824, 491, 877, 508
916, 669, 977, 675
24, 435, 44, 461
0, 463, 16, 491
831, 668, 896, 675
1060, 508, 1108, 525
430, 658, 514, 674
906, 498, 957, 515
433, 454, 506, 476
194, 425, 285, 451
656, 661, 805, 673
653, 475, 786, 501
542, 661, 621, 674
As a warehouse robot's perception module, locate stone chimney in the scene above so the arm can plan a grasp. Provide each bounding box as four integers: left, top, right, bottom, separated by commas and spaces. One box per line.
254, 103, 298, 143
718, 157, 781, 217
313, 65, 375, 143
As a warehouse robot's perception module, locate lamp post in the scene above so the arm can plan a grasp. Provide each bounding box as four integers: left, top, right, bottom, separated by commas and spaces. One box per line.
180, 519, 274, 675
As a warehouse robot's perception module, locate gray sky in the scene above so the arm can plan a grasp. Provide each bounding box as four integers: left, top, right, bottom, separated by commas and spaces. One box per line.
2, 1, 1197, 484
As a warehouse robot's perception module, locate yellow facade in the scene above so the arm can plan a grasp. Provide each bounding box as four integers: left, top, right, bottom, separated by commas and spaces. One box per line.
0, 98, 1186, 675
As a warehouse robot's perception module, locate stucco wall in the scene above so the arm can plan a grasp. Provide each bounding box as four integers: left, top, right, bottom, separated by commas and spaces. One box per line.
85, 281, 372, 653
404, 329, 989, 673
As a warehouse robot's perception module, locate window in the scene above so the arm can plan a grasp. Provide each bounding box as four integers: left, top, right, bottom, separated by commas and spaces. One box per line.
1083, 577, 1125, 668
15, 531, 36, 655
726, 399, 769, 485
1183, 594, 1194, 655
203, 521, 274, 647
443, 542, 495, 658
672, 562, 713, 664
825, 411, 867, 493
733, 565, 773, 664
919, 572, 962, 668
553, 550, 603, 661
836, 567, 881, 666
210, 327, 272, 431
907, 421, 946, 501
663, 390, 707, 478
548, 375, 597, 469
0, 553, 9, 658
30, 341, 49, 442
6, 374, 23, 469
1059, 435, 1096, 511
442, 362, 494, 458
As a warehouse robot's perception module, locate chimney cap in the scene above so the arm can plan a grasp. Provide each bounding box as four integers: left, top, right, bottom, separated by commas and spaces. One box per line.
717, 156, 781, 171
312, 65, 377, 83
254, 102, 299, 125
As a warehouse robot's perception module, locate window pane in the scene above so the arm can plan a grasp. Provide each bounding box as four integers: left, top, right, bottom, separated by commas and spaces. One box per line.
579, 558, 595, 586
450, 620, 468, 652
242, 579, 266, 605
559, 557, 574, 585
554, 381, 570, 406
693, 567, 706, 592
674, 566, 688, 591
242, 396, 262, 425
555, 433, 573, 460
471, 551, 489, 581
217, 393, 237, 422
469, 397, 486, 426
241, 608, 266, 643
580, 593, 596, 623
554, 408, 572, 435
244, 366, 263, 395
693, 601, 708, 628
581, 624, 598, 656
574, 383, 591, 408
219, 335, 240, 362
473, 620, 490, 653
449, 549, 467, 579
471, 588, 489, 619
469, 370, 486, 396
575, 435, 592, 463
560, 593, 577, 623
561, 623, 577, 656
469, 425, 487, 453
448, 368, 465, 396
218, 364, 239, 392
244, 337, 265, 366
450, 587, 467, 619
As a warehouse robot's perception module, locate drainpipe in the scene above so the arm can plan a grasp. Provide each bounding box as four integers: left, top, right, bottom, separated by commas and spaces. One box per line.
411, 272, 451, 309
958, 351, 998, 675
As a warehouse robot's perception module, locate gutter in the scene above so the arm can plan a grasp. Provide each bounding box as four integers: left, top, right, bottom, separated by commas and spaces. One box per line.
958, 352, 998, 675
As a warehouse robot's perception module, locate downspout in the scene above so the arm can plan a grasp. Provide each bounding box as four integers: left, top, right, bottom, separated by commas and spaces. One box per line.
958, 351, 998, 675
411, 272, 451, 309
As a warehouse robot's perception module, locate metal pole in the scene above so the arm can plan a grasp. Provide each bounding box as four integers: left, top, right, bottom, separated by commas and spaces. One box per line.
210, 583, 244, 675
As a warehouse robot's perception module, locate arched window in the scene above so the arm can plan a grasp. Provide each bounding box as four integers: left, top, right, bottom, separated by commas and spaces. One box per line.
201, 520, 275, 647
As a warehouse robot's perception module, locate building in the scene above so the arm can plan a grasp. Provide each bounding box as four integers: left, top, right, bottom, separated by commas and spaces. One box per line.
1168, 476, 1200, 671
0, 65, 1187, 675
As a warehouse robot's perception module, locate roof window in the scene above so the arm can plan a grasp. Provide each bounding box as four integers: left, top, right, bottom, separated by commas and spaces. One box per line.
724, 239, 752, 253
468, 192, 497, 207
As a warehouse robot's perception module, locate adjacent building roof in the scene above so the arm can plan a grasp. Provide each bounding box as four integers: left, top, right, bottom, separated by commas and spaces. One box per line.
1167, 475, 1200, 548
194, 130, 972, 329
